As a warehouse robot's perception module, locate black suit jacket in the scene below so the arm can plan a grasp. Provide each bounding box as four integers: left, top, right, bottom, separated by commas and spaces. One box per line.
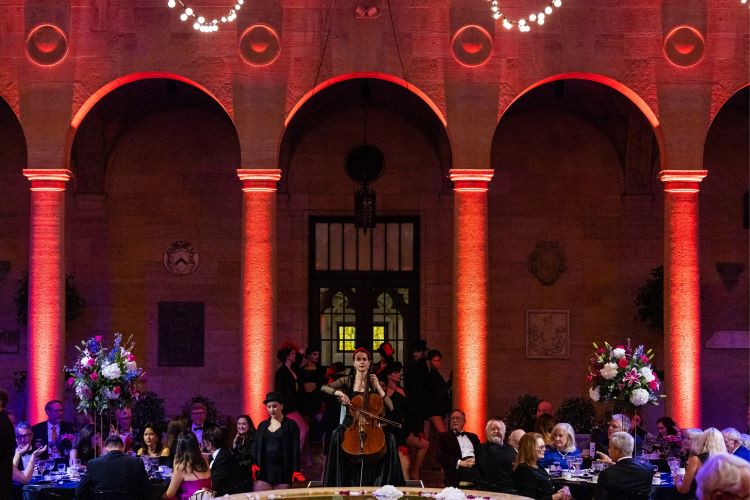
75, 450, 152, 500
253, 418, 300, 484
211, 447, 248, 495
31, 420, 76, 459
0, 410, 15, 500
594, 457, 654, 500
513, 463, 559, 500
436, 431, 481, 487
475, 442, 516, 493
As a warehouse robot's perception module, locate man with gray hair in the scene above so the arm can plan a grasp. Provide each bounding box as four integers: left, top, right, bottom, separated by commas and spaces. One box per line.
596, 414, 635, 458
475, 419, 515, 493
594, 432, 653, 500
722, 427, 750, 462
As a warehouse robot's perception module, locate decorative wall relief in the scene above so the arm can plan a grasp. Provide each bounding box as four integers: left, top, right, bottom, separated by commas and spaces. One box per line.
164, 241, 199, 276
528, 241, 566, 285
526, 310, 569, 359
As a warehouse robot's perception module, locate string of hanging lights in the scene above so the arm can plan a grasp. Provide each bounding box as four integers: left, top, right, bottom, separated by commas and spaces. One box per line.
488, 0, 562, 32
167, 0, 243, 32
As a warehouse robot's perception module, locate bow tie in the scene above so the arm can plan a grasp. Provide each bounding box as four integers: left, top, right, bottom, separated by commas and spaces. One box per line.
454, 431, 465, 437
193, 426, 203, 431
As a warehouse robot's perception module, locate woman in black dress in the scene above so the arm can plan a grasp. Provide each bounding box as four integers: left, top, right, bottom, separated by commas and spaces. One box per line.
232, 414, 256, 486
321, 347, 405, 487
253, 392, 301, 491
513, 432, 571, 500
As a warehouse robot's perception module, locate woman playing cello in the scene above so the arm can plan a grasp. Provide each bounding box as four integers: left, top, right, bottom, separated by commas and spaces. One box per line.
321, 347, 405, 487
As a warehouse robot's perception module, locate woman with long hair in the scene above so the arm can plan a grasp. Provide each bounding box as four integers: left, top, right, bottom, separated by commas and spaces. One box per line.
137, 422, 168, 458
676, 427, 728, 499
164, 416, 189, 466
274, 343, 309, 456
321, 347, 405, 487
540, 423, 581, 469
232, 414, 256, 484
69, 424, 101, 466
253, 393, 302, 491
513, 433, 571, 500
534, 413, 556, 446
162, 432, 211, 499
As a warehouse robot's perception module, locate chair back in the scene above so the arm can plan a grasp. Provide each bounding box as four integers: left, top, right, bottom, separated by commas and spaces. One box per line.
189, 488, 215, 500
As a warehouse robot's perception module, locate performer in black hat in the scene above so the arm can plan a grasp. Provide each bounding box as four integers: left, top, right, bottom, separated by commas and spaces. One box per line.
252, 392, 303, 491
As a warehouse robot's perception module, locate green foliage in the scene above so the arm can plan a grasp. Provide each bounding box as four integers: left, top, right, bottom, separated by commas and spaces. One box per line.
554, 396, 596, 434
506, 394, 540, 432
181, 394, 221, 425
132, 391, 167, 435
635, 265, 663, 332
15, 271, 86, 325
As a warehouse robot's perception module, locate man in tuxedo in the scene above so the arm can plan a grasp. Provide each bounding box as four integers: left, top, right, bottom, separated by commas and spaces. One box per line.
76, 435, 152, 500
723, 427, 750, 462
31, 399, 76, 455
476, 418, 516, 493
1, 389, 16, 500
594, 432, 654, 500
203, 425, 250, 495
190, 402, 208, 445
436, 409, 481, 487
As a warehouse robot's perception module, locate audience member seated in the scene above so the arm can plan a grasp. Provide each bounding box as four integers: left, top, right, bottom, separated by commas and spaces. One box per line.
14, 422, 35, 470
656, 417, 679, 438
76, 435, 152, 500
12, 442, 47, 484
436, 409, 480, 487
114, 406, 136, 452
596, 414, 639, 461
512, 432, 571, 500
535, 413, 556, 446
70, 423, 101, 465
676, 427, 728, 498
232, 414, 256, 484
695, 453, 750, 500
593, 432, 653, 500
540, 423, 581, 469
164, 415, 189, 466
508, 429, 526, 452
162, 432, 212, 499
203, 425, 249, 496
31, 399, 75, 458
722, 427, 750, 462
475, 418, 515, 493
189, 402, 209, 446
680, 428, 704, 462
137, 422, 169, 458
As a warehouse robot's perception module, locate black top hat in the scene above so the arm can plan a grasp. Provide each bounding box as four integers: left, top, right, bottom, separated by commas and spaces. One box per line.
380, 361, 403, 377
413, 339, 428, 352
427, 349, 442, 359
263, 392, 282, 405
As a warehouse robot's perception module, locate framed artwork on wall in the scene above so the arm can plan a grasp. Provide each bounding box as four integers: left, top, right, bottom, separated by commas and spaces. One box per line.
0, 330, 19, 354
526, 310, 569, 359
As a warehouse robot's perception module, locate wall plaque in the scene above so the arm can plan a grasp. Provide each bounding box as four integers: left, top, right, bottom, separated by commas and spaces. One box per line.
526, 310, 569, 359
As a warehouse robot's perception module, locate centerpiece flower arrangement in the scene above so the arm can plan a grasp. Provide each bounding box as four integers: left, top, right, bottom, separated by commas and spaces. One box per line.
66, 333, 144, 414
587, 341, 661, 407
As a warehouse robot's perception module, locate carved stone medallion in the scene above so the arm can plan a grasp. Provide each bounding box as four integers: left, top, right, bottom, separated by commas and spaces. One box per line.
164, 241, 199, 276
528, 241, 566, 286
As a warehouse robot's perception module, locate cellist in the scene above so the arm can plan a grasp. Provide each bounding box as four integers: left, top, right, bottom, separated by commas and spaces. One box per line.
321, 347, 405, 487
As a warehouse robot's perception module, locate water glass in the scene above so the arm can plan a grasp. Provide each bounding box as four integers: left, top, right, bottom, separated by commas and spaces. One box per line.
57, 463, 66, 476
667, 458, 680, 476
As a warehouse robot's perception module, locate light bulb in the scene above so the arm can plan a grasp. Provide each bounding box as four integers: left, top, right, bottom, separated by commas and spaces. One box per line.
221, 16, 227, 22
167, 0, 176, 8
538, 12, 545, 19
529, 13, 537, 21
493, 11, 500, 19
185, 7, 193, 15
545, 6, 552, 14
503, 20, 512, 29
180, 13, 188, 21
235, 4, 241, 10
553, 0, 562, 6
193, 22, 200, 30
538, 18, 544, 25
518, 19, 526, 26
197, 16, 205, 23
491, 5, 498, 12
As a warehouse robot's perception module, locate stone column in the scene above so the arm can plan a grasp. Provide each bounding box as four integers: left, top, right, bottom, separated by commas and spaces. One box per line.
449, 168, 493, 435
23, 169, 72, 424
237, 169, 281, 424
659, 169, 707, 428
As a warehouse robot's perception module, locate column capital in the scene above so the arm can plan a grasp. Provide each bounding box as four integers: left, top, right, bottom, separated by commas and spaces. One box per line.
23, 169, 72, 191
658, 170, 707, 193
449, 169, 494, 192
237, 169, 282, 192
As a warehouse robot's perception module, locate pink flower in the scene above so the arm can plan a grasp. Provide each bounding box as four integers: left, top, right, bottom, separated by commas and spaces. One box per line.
113, 386, 121, 395
648, 379, 658, 390
95, 335, 103, 342
128, 354, 136, 362
90, 372, 98, 381
87, 358, 95, 366
640, 355, 649, 363
597, 347, 605, 354
623, 368, 641, 386
67, 377, 74, 386
618, 357, 629, 369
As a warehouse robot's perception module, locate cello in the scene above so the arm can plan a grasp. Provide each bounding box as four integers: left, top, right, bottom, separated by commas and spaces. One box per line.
341, 377, 402, 463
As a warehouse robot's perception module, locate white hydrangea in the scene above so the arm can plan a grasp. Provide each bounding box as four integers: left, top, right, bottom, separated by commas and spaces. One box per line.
600, 362, 618, 380
373, 485, 404, 500
640, 366, 655, 382
80, 356, 92, 367
126, 360, 137, 371
612, 348, 626, 359
589, 386, 600, 402
629, 388, 650, 406
436, 487, 467, 500
101, 363, 122, 380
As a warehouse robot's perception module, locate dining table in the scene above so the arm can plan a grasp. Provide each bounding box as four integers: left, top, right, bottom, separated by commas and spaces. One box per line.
17, 472, 170, 500
551, 470, 683, 500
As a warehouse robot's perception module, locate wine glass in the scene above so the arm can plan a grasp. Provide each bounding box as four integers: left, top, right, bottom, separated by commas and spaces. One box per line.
569, 457, 583, 476
668, 458, 680, 477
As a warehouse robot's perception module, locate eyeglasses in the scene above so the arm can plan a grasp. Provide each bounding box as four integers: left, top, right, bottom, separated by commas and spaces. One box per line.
535, 445, 547, 451
16, 433, 31, 439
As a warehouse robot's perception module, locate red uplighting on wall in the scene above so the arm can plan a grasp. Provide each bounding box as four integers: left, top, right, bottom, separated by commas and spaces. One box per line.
23, 169, 72, 425
663, 25, 706, 68
450, 169, 493, 435
659, 169, 707, 429
284, 72, 447, 128
237, 169, 281, 424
